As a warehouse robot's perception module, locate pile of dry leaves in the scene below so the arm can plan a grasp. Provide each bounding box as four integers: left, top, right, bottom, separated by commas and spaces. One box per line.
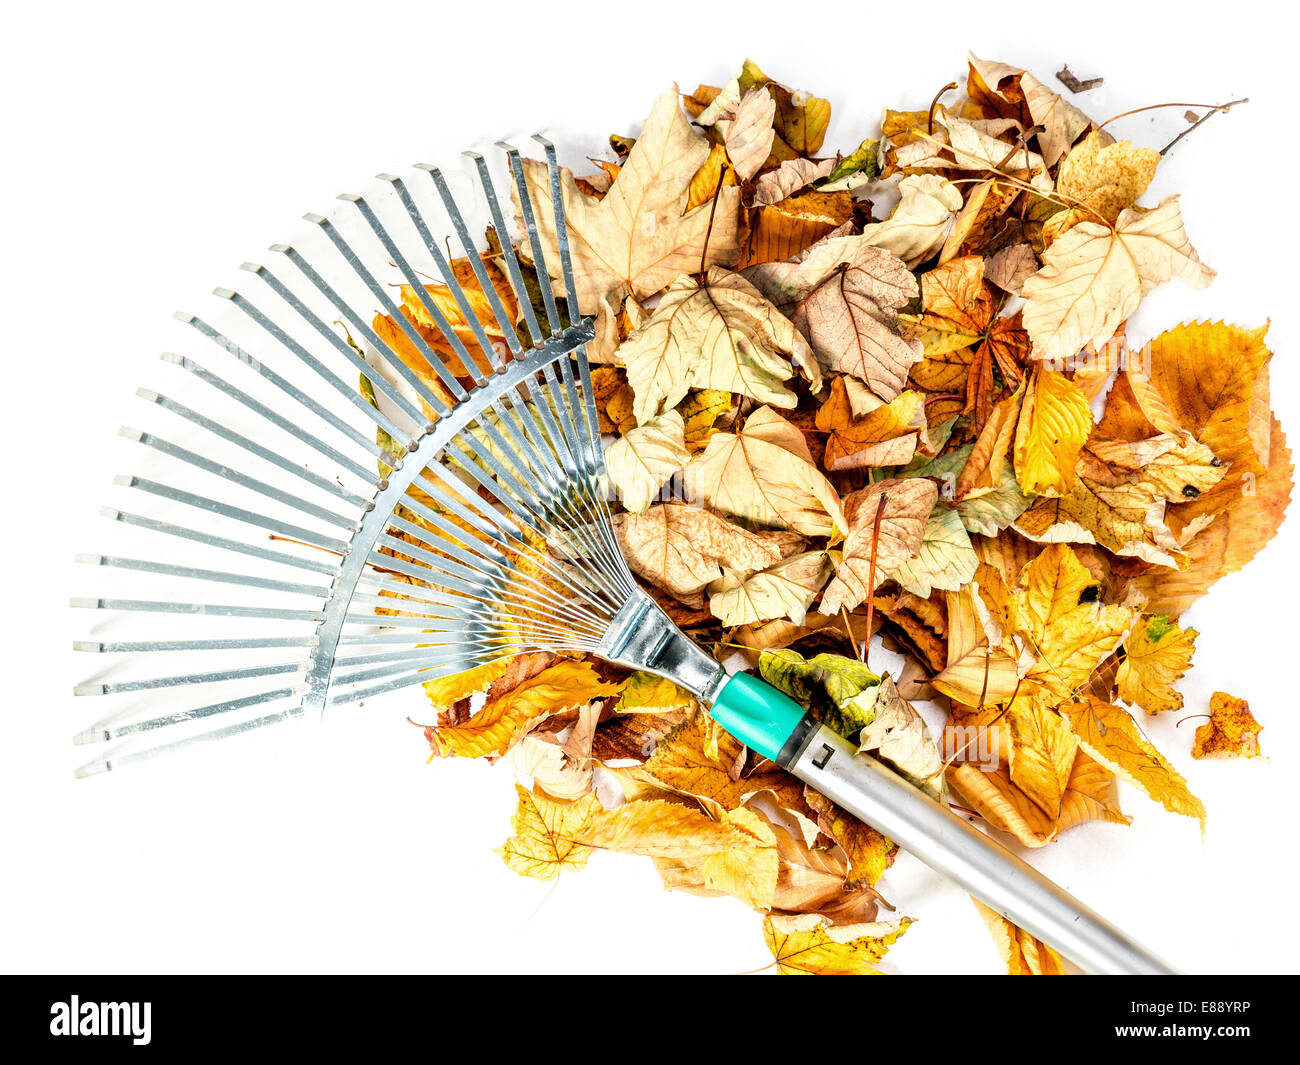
397, 56, 1288, 974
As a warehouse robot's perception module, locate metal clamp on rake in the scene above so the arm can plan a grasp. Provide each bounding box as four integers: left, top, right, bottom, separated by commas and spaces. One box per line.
73, 140, 1175, 975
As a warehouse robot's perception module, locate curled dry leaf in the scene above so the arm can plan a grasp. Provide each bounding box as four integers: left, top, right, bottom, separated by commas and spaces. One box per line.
709, 551, 832, 627
1192, 692, 1264, 760
604, 409, 690, 513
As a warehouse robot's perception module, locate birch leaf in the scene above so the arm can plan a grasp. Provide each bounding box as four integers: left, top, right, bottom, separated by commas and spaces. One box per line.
1021, 196, 1215, 360
605, 409, 689, 513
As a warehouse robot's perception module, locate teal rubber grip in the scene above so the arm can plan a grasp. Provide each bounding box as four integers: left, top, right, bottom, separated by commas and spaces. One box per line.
709, 671, 808, 762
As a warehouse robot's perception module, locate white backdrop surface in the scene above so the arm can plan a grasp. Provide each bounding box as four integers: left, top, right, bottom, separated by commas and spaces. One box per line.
3, 0, 1297, 974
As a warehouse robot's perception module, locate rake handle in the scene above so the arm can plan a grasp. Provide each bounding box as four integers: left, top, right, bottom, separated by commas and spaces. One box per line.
708, 671, 1178, 975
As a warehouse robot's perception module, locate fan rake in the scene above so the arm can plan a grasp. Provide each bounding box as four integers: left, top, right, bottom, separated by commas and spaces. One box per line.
73, 140, 1174, 974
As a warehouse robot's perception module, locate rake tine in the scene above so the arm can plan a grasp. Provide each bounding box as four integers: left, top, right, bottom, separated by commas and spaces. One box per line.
498, 142, 563, 335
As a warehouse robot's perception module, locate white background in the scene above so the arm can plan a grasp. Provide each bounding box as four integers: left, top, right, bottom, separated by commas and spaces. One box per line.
3, 0, 1297, 974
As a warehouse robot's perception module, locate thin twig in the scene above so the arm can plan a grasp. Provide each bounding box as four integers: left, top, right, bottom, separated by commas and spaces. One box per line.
1160, 98, 1249, 155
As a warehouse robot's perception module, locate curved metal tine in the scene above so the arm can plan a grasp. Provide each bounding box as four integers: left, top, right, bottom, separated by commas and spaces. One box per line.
75, 705, 306, 778
71, 597, 325, 623
102, 508, 338, 578
76, 553, 330, 599
418, 164, 529, 352
76, 637, 317, 654
362, 537, 612, 633
75, 688, 301, 745
499, 143, 562, 335
159, 352, 376, 488
139, 384, 368, 508
298, 213, 467, 407
239, 259, 432, 436
411, 466, 526, 546
535, 137, 582, 331
178, 317, 388, 466
351, 183, 496, 385
119, 427, 358, 532
116, 476, 349, 555
216, 277, 419, 449
465, 151, 544, 346
75, 662, 303, 697
378, 173, 505, 377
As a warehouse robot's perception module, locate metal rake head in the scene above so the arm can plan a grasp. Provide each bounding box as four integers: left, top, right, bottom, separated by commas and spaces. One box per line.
72, 139, 659, 776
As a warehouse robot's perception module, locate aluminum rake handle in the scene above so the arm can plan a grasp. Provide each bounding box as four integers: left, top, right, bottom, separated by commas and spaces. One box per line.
605, 596, 1177, 975
777, 718, 1177, 975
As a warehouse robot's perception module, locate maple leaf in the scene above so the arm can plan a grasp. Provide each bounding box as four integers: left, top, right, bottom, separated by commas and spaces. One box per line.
1192, 692, 1264, 760
1115, 615, 1198, 714
515, 88, 741, 313
762, 913, 911, 975
1008, 543, 1133, 704
972, 898, 1068, 975
914, 254, 1030, 428
932, 583, 1026, 707
1014, 434, 1227, 566
709, 551, 832, 627
496, 784, 602, 880
427, 659, 625, 759
688, 407, 847, 536
803, 788, 897, 886
613, 502, 792, 605
1060, 698, 1205, 828
1021, 196, 1215, 360
604, 409, 689, 513
617, 268, 807, 423
1013, 365, 1093, 496
735, 59, 832, 160
819, 478, 939, 615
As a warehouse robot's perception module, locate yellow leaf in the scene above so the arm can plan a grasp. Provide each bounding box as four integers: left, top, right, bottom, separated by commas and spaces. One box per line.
687, 142, 738, 211
971, 898, 1068, 975
709, 551, 831, 627
762, 914, 911, 975
1056, 131, 1160, 224
496, 784, 601, 881
422, 658, 508, 710
803, 789, 897, 886
1013, 366, 1093, 495
816, 378, 923, 471
427, 659, 623, 759
618, 268, 806, 422
1006, 699, 1079, 817
1060, 698, 1205, 827
1116, 616, 1198, 714
1192, 692, 1264, 760
1008, 544, 1133, 703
